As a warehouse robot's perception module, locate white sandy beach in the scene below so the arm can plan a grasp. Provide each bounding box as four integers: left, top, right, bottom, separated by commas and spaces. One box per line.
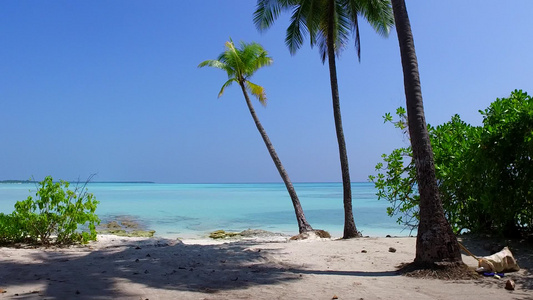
0, 234, 531, 300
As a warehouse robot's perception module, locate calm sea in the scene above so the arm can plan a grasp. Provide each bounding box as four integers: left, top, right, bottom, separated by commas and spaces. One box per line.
0, 182, 411, 239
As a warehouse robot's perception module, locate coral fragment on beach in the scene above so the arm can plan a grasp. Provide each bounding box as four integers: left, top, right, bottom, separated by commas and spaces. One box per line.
208, 230, 241, 239
97, 217, 156, 237
290, 230, 331, 240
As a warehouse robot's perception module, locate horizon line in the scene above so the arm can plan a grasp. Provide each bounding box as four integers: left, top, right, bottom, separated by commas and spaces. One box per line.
0, 179, 372, 185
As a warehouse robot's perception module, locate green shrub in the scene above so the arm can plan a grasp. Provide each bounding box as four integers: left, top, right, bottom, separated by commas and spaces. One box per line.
475, 90, 533, 235
1, 176, 100, 245
370, 90, 533, 236
0, 213, 25, 244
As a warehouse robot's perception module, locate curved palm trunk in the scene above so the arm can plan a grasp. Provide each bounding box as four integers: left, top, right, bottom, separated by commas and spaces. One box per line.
327, 0, 360, 239
392, 0, 461, 264
239, 83, 314, 234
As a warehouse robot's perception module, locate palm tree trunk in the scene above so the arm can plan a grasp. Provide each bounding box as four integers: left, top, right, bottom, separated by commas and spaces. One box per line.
239, 82, 313, 233
392, 0, 461, 264
327, 0, 360, 239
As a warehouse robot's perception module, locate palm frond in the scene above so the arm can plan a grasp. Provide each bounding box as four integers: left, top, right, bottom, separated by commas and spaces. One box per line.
285, 4, 307, 55
316, 31, 328, 63
218, 79, 236, 98
198, 59, 227, 71
352, 0, 394, 37
198, 58, 236, 80
340, 0, 393, 60
343, 0, 362, 60
245, 81, 268, 106
254, 49, 274, 73
298, 0, 319, 48
335, 3, 352, 52
238, 41, 273, 80
254, 0, 294, 32
353, 14, 361, 61
223, 40, 246, 81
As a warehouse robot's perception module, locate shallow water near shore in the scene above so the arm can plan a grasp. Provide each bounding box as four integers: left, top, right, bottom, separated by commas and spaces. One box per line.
0, 182, 412, 239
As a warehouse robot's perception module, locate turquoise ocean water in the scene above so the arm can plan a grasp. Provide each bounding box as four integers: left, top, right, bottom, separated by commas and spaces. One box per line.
0, 182, 411, 239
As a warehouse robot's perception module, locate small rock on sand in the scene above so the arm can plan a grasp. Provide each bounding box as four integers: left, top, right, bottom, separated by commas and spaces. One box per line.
505, 279, 515, 290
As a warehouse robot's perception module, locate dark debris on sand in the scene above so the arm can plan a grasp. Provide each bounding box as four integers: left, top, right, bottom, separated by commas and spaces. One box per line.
397, 262, 481, 280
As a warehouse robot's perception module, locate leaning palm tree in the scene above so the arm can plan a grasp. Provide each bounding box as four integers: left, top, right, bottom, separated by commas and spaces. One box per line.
199, 40, 314, 234
391, 0, 461, 264
254, 0, 394, 238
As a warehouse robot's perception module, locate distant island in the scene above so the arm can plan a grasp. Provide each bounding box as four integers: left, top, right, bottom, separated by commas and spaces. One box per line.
0, 180, 37, 184
0, 180, 155, 184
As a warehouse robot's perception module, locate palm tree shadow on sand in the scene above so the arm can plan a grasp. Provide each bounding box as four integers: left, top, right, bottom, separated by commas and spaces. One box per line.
2, 237, 531, 298
1, 239, 295, 298
0, 238, 404, 299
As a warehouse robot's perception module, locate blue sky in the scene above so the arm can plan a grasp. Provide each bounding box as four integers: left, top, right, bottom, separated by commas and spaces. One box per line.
1, 1, 532, 183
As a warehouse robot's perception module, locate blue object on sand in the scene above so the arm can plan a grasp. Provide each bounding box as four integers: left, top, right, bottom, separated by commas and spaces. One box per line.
483, 272, 504, 277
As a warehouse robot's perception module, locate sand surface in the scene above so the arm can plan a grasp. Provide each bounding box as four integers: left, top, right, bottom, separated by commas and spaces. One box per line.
0, 234, 531, 300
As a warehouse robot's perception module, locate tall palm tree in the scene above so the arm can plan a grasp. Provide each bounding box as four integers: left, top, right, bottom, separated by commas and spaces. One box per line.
254, 0, 393, 238
391, 0, 461, 264
199, 40, 314, 234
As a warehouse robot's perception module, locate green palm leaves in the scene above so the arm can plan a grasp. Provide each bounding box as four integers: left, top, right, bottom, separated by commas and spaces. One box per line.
198, 40, 273, 105
254, 0, 393, 62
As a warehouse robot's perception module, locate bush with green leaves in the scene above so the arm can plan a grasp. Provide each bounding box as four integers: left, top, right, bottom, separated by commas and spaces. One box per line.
0, 176, 100, 245
0, 213, 25, 243
369, 90, 533, 236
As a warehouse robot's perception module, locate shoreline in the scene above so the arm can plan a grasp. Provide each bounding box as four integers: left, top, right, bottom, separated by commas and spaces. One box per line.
106, 225, 414, 243
1, 234, 530, 299
97, 216, 415, 241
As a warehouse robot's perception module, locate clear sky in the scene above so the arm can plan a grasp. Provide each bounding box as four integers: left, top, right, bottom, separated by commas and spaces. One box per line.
1, 1, 532, 183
